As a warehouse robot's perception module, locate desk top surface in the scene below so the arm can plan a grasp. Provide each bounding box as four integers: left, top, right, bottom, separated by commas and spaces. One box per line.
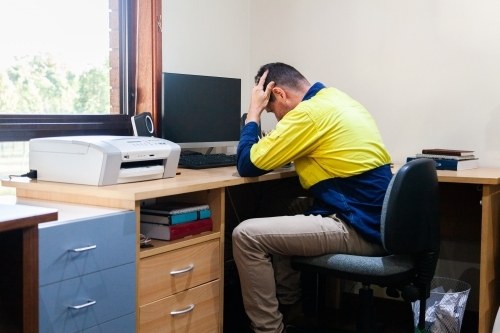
1, 166, 298, 204
0, 203, 58, 232
2, 165, 500, 207
392, 164, 500, 185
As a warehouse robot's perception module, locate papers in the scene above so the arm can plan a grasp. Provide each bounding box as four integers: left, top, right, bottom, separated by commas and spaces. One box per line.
412, 285, 470, 332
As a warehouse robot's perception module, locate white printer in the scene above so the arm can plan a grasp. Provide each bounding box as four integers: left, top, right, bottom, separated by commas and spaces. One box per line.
29, 136, 181, 186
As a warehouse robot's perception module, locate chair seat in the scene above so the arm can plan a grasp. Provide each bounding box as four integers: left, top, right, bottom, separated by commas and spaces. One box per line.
291, 253, 417, 286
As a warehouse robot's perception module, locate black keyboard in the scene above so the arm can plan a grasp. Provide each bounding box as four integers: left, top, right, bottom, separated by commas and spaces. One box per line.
178, 153, 238, 169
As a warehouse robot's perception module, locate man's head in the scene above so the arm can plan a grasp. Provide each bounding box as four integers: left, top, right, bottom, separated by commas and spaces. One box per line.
255, 63, 311, 120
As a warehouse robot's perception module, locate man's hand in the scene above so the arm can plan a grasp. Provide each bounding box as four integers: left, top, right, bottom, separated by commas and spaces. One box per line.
246, 70, 275, 124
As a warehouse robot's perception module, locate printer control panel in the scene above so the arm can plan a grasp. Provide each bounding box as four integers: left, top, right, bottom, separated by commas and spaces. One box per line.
107, 137, 174, 161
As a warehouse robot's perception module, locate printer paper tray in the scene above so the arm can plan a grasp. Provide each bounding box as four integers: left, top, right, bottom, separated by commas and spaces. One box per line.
118, 165, 165, 178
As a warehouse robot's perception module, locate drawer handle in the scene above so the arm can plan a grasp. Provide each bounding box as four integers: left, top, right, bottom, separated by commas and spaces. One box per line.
170, 264, 194, 275
69, 245, 97, 252
170, 304, 194, 316
68, 300, 97, 310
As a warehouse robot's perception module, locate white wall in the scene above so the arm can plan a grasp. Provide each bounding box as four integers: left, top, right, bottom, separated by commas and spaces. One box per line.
250, 0, 500, 167
162, 0, 251, 118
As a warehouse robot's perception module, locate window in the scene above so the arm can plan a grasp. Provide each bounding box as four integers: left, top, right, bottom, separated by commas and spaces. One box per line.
0, 141, 29, 195
0, 0, 162, 194
0, 0, 134, 142
0, 0, 137, 194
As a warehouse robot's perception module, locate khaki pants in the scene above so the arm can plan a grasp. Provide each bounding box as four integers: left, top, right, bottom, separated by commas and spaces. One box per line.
232, 214, 387, 333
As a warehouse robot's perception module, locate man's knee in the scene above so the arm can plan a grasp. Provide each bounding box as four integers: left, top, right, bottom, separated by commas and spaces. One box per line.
232, 219, 259, 251
232, 223, 243, 245
232, 220, 250, 249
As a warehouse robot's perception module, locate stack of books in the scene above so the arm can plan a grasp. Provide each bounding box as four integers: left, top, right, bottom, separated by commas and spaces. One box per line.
407, 148, 478, 171
140, 202, 212, 241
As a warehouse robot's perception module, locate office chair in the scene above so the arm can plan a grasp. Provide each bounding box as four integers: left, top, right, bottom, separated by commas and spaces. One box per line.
291, 158, 440, 333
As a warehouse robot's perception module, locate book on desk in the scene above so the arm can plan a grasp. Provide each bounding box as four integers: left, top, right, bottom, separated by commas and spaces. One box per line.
421, 148, 474, 157
407, 148, 478, 171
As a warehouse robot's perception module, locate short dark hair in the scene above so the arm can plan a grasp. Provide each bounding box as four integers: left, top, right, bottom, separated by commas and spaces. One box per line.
255, 63, 309, 102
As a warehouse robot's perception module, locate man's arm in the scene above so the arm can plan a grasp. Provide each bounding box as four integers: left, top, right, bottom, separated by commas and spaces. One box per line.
236, 70, 275, 177
245, 70, 275, 125
237, 122, 269, 177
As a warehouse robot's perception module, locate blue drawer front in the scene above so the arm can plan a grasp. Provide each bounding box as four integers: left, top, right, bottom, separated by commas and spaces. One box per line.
40, 263, 136, 333
39, 211, 135, 286
82, 313, 136, 333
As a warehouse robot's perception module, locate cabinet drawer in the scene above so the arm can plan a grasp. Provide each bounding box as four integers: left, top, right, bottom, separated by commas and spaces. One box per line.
39, 263, 136, 333
39, 211, 135, 286
140, 280, 219, 333
82, 313, 136, 333
139, 239, 220, 305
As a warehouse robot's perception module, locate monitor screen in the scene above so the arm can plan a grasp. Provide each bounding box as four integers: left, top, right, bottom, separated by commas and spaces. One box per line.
162, 72, 241, 149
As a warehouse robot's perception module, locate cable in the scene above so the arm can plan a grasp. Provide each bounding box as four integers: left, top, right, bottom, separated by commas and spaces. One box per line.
225, 187, 241, 224
339, 281, 359, 308
140, 233, 151, 245
9, 170, 37, 180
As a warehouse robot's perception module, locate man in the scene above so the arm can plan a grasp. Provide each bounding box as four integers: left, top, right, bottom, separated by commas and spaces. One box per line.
233, 62, 392, 333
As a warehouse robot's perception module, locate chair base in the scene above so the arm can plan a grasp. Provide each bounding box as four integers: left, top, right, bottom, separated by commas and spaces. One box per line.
290, 282, 386, 333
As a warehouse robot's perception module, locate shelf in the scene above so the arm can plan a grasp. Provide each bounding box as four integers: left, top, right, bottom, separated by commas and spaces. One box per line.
139, 231, 220, 258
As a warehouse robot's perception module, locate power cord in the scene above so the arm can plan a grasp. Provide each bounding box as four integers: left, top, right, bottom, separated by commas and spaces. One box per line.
140, 233, 153, 248
9, 170, 37, 180
140, 233, 151, 244
225, 187, 241, 224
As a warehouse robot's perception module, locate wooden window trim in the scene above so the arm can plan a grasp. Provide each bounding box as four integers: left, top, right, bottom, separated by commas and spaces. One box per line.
132, 0, 162, 136
0, 114, 132, 141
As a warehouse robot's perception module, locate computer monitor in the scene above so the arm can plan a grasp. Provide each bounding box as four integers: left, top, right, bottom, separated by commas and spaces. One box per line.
161, 72, 241, 150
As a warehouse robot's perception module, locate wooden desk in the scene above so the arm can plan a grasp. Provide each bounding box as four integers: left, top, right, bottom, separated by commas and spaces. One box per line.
1, 167, 296, 333
3, 165, 500, 332
0, 203, 58, 333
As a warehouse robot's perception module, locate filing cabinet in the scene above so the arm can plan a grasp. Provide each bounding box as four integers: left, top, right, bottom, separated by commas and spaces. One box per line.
39, 210, 136, 333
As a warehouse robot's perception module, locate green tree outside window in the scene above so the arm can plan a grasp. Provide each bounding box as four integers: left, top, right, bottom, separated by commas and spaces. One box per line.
0, 53, 110, 114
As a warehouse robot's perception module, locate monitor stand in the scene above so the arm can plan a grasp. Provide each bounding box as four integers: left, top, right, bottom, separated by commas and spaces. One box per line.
180, 150, 203, 156
180, 147, 231, 156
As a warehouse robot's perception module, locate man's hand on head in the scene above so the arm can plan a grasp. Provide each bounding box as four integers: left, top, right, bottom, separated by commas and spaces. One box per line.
246, 70, 275, 124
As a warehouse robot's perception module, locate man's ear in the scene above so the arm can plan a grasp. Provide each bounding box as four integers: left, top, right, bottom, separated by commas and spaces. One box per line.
271, 87, 286, 101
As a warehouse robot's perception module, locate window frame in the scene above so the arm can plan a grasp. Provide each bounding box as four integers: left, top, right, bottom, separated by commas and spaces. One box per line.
0, 0, 162, 142
0, 114, 132, 141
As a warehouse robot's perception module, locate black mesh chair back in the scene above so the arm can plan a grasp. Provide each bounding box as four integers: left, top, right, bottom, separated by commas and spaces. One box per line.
382, 158, 440, 254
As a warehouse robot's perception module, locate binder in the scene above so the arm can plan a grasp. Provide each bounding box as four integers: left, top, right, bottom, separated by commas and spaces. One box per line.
140, 218, 213, 240
140, 202, 210, 225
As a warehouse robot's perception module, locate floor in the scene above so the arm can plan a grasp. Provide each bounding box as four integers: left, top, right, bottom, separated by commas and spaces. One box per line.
223, 272, 479, 333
